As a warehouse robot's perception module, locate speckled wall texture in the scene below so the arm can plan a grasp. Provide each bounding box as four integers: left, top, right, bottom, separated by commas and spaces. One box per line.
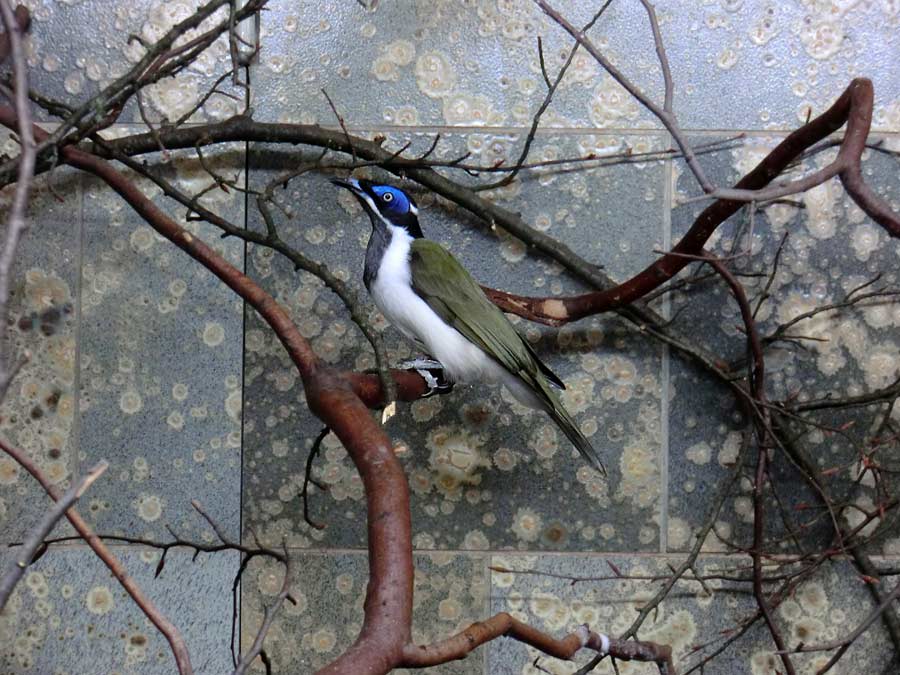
1, 1, 899, 674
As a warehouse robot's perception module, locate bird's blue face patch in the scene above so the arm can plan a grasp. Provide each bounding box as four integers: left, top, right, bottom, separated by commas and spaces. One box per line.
333, 178, 424, 238
370, 184, 412, 215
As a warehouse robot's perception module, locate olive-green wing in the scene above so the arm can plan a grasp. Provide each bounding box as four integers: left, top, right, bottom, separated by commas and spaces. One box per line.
409, 239, 545, 382
408, 239, 605, 474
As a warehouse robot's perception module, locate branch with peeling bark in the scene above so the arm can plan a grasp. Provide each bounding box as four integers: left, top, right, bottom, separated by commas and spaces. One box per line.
400, 613, 674, 673
484, 78, 898, 326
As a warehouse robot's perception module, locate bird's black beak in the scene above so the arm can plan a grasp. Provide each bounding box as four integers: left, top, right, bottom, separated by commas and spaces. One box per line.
331, 176, 375, 220
330, 177, 362, 194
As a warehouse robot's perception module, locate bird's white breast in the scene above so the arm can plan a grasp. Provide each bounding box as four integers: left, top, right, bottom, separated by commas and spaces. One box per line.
370, 226, 503, 385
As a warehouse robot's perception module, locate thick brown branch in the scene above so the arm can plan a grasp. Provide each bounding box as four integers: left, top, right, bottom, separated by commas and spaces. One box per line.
484, 78, 897, 324
0, 108, 419, 675
400, 613, 675, 674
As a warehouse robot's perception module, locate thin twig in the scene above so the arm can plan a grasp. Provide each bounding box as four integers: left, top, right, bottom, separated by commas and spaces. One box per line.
233, 543, 294, 675
301, 427, 329, 530
0, 460, 108, 610
475, 0, 613, 191
0, 438, 194, 674
321, 88, 356, 164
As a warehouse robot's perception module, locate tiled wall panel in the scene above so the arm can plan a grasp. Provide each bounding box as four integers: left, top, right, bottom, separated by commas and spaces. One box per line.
1, 1, 898, 673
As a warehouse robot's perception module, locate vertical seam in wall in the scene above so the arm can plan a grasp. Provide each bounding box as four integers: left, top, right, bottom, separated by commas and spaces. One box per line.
483, 553, 491, 674
237, 61, 252, 659
71, 173, 86, 501
658, 140, 673, 555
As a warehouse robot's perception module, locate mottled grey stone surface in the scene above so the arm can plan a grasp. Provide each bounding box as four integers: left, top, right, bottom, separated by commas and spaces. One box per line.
0, 546, 238, 674
77, 135, 245, 541
251, 0, 899, 131
0, 145, 80, 544
1, 1, 899, 674
251, 1, 661, 129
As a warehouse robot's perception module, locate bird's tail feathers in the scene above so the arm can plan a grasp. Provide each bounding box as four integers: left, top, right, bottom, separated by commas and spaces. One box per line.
536, 378, 607, 476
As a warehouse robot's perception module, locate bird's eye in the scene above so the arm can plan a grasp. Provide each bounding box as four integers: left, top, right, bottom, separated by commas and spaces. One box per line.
382, 192, 393, 203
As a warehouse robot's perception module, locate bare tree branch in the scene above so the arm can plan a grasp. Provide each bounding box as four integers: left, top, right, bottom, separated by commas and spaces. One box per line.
0, 439, 194, 674
0, 0, 35, 400
0, 460, 107, 610
401, 614, 676, 674
233, 543, 293, 675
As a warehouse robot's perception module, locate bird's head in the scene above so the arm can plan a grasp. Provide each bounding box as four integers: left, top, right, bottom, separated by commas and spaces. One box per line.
331, 177, 423, 238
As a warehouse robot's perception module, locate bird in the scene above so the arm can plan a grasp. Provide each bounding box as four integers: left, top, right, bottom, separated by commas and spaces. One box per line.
332, 177, 605, 475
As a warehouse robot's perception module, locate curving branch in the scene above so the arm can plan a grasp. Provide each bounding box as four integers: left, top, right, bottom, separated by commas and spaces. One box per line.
2, 114, 418, 674
0, 439, 194, 674
536, 0, 899, 232
2, 3, 896, 672
400, 613, 675, 674
484, 78, 898, 325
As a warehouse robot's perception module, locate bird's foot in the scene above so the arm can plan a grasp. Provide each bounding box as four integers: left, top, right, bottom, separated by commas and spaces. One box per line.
397, 357, 454, 397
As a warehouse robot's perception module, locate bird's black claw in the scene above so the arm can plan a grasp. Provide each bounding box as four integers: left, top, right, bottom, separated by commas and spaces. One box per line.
398, 357, 454, 397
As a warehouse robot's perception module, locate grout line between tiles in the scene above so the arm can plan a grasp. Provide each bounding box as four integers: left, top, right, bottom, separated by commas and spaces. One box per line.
71, 173, 85, 485
483, 553, 491, 674
312, 124, 900, 138
658, 143, 673, 555
237, 62, 253, 655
